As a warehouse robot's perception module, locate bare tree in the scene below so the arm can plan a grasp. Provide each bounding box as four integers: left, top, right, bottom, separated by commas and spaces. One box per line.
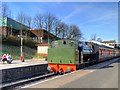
97, 38, 102, 42
1, 3, 11, 18
69, 24, 82, 41
16, 12, 26, 25
34, 12, 59, 43
1, 3, 12, 37
16, 12, 26, 36
34, 13, 44, 28
25, 16, 32, 27
91, 34, 97, 41
56, 22, 69, 38
44, 13, 59, 44
44, 13, 56, 32
55, 21, 62, 37
33, 12, 82, 42
52, 18, 61, 36
25, 15, 32, 36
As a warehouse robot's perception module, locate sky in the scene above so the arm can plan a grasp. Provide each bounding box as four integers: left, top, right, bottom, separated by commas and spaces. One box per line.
5, 2, 118, 42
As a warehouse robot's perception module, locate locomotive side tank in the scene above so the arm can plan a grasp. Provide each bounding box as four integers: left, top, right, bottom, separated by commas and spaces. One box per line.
47, 39, 79, 73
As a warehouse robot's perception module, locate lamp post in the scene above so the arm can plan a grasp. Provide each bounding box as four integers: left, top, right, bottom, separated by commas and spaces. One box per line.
18, 35, 24, 62
10, 25, 12, 36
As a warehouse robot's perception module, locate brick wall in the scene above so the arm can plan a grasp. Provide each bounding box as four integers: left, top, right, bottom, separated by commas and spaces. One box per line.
0, 27, 7, 37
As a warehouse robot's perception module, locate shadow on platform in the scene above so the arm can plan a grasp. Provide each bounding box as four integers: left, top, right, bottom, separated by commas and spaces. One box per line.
82, 58, 120, 70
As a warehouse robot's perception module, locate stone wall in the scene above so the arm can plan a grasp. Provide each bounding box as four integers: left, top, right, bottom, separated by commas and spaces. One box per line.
0, 64, 47, 84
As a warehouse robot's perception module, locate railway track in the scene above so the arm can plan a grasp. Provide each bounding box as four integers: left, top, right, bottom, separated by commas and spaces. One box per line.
1, 57, 119, 90
1, 72, 57, 90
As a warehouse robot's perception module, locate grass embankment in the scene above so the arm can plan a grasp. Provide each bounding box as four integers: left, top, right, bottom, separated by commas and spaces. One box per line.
2, 44, 37, 60
2, 36, 38, 60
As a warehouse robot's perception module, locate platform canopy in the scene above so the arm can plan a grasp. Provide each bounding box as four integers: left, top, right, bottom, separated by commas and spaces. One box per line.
0, 17, 29, 30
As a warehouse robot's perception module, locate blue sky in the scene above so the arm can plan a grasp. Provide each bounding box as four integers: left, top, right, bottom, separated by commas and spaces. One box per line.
6, 2, 118, 41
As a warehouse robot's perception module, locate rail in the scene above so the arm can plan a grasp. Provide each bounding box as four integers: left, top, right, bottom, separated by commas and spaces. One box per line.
1, 72, 56, 89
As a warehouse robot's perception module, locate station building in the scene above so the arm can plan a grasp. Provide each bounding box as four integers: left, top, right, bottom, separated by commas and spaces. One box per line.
0, 17, 59, 58
0, 17, 30, 37
30, 28, 59, 43
30, 28, 59, 58
0, 17, 58, 43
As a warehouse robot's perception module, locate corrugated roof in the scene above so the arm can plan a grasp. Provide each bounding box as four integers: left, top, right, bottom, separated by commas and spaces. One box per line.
102, 40, 116, 43
0, 17, 29, 30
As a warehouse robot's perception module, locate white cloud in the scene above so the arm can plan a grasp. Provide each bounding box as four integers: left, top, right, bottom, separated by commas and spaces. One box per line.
80, 11, 118, 26
61, 5, 93, 22
88, 13, 117, 23
61, 9, 79, 22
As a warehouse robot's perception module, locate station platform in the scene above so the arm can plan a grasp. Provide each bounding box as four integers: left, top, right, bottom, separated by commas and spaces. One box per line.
0, 59, 47, 70
0, 59, 48, 85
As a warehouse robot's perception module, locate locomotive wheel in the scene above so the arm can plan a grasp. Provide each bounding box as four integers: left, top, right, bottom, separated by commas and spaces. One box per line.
59, 72, 64, 75
53, 71, 59, 75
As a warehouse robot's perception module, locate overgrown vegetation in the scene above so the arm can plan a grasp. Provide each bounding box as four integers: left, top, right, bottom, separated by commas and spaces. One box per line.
2, 44, 37, 60
2, 36, 38, 48
2, 36, 38, 60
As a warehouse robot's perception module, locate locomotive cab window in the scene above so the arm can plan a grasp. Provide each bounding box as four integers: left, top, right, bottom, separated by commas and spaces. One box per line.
78, 42, 83, 52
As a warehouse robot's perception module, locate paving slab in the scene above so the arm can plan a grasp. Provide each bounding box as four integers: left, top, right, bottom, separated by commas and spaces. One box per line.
22, 58, 119, 88
0, 60, 47, 69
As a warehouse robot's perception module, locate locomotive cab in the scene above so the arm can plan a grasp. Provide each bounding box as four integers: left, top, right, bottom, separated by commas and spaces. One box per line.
78, 41, 95, 63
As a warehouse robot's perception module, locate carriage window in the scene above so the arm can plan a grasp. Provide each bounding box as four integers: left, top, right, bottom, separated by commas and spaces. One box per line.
85, 42, 88, 45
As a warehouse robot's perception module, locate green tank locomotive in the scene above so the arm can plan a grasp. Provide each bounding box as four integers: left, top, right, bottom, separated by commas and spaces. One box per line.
47, 39, 120, 73
47, 39, 94, 73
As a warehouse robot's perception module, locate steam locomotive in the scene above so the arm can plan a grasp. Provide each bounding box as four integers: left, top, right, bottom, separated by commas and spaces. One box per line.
47, 39, 120, 73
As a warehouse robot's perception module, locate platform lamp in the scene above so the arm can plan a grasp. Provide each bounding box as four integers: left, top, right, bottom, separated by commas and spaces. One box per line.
10, 25, 12, 36
18, 35, 24, 62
